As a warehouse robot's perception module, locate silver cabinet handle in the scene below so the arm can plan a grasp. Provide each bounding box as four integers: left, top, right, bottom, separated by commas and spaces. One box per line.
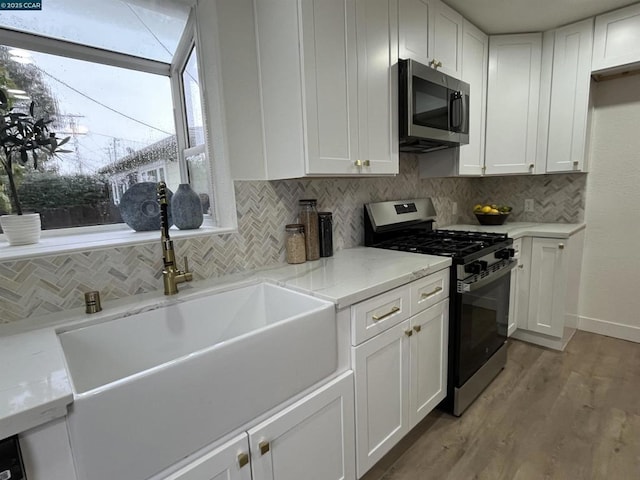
413, 325, 422, 333
559, 243, 565, 249
405, 329, 413, 337
420, 286, 442, 299
372, 306, 400, 322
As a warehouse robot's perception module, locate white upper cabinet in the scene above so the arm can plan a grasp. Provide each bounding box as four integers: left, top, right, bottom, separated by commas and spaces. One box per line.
545, 18, 594, 173
593, 2, 640, 73
399, 0, 462, 78
242, 0, 398, 179
485, 33, 542, 175
458, 19, 488, 176
431, 0, 463, 78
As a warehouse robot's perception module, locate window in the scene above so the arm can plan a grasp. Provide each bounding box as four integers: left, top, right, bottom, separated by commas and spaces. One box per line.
0, 0, 219, 232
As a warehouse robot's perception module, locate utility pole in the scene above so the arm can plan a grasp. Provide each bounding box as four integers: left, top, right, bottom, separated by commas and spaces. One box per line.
58, 114, 86, 174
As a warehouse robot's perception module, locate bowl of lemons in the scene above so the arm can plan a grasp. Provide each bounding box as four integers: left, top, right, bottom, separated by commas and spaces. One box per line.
473, 204, 512, 225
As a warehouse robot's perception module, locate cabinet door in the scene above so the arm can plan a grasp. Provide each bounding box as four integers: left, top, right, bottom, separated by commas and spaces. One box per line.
527, 238, 567, 338
248, 372, 355, 480
430, 0, 463, 78
508, 238, 531, 335
485, 34, 542, 175
353, 321, 410, 477
355, 0, 399, 174
546, 18, 594, 173
160, 434, 251, 480
409, 300, 448, 427
459, 19, 488, 176
301, 0, 359, 175
593, 3, 640, 73
398, 0, 432, 65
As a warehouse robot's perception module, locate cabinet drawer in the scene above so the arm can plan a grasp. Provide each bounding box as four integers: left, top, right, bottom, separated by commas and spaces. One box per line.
409, 268, 449, 315
351, 285, 411, 346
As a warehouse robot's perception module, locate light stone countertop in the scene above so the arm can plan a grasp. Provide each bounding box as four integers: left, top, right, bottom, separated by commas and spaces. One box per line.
0, 246, 451, 439
444, 221, 586, 239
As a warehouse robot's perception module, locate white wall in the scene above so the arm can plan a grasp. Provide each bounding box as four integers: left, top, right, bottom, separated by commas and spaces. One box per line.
578, 74, 640, 342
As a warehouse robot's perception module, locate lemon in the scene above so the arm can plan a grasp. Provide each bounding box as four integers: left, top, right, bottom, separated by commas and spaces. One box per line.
490, 208, 499, 214
473, 204, 483, 212
481, 206, 492, 213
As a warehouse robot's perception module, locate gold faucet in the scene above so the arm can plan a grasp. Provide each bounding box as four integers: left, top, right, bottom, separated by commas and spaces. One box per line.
157, 182, 193, 295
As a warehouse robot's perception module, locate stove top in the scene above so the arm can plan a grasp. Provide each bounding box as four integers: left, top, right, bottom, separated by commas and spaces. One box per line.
370, 229, 510, 257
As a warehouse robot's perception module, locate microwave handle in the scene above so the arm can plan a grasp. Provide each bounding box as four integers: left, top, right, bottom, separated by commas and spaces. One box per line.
450, 91, 463, 131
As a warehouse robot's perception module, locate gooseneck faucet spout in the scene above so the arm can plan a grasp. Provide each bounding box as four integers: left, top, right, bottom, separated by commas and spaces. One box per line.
157, 182, 193, 295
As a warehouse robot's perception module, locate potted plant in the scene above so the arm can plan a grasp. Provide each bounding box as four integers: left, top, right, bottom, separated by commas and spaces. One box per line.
0, 88, 70, 245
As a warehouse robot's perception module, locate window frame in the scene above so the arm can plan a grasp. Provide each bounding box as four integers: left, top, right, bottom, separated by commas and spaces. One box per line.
0, 3, 238, 260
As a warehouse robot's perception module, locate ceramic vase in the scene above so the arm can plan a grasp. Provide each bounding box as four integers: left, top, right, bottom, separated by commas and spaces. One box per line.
0, 213, 42, 246
171, 184, 203, 230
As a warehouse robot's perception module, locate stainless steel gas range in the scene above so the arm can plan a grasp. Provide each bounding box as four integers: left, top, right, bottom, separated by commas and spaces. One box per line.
364, 199, 516, 416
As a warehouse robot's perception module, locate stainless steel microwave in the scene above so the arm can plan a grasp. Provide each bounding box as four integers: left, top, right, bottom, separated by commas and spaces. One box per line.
399, 58, 470, 153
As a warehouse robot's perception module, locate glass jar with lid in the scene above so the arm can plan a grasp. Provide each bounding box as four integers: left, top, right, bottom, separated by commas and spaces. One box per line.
298, 199, 320, 261
285, 224, 306, 264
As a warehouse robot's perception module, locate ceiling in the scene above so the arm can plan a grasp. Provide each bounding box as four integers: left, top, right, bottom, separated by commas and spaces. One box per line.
443, 0, 639, 34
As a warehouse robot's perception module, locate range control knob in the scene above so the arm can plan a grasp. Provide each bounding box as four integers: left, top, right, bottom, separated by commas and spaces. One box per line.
494, 248, 515, 260
464, 260, 488, 275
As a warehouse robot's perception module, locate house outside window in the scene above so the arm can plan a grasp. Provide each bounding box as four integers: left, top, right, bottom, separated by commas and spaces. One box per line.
0, 0, 217, 231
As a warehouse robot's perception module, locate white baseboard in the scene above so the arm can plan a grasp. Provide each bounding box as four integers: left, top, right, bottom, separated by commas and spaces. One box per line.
578, 316, 640, 344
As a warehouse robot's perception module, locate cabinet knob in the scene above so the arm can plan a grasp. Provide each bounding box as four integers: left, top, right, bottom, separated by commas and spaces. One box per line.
518, 264, 524, 269
259, 441, 270, 455
363, 159, 370, 167
558, 243, 565, 250
529, 164, 534, 170
355, 159, 362, 167
413, 325, 422, 333
238, 452, 250, 468
429, 59, 442, 69
405, 329, 413, 337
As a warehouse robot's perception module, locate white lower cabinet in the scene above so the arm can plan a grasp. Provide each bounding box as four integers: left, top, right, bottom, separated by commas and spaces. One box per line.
510, 230, 585, 350
526, 237, 568, 337
157, 372, 355, 480
352, 293, 448, 477
161, 434, 251, 480
248, 371, 355, 480
409, 300, 448, 426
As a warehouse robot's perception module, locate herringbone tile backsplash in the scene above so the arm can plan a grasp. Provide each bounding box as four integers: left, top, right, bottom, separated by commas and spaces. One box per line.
0, 157, 584, 327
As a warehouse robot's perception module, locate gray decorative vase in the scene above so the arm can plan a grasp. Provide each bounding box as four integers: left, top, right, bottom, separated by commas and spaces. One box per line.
119, 182, 173, 231
171, 184, 203, 230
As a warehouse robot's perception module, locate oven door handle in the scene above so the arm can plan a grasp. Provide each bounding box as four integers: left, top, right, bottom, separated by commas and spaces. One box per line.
459, 261, 516, 293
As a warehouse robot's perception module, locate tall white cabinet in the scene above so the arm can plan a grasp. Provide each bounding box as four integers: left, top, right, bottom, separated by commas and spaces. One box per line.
545, 18, 594, 173
485, 33, 542, 175
227, 0, 398, 179
458, 20, 488, 175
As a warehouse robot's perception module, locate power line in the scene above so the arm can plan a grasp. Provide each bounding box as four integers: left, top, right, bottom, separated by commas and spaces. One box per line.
34, 65, 173, 135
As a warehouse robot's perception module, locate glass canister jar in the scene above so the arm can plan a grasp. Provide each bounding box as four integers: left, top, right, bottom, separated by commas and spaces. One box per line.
298, 199, 320, 261
318, 212, 333, 257
285, 224, 306, 264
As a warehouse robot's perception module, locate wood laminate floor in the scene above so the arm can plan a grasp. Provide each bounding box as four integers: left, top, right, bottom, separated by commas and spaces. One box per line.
361, 331, 640, 480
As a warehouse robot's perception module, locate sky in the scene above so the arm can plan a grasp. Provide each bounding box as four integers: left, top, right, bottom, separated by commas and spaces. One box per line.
1, 0, 190, 175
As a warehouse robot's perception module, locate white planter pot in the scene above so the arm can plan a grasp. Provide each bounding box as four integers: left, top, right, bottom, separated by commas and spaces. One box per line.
0, 213, 42, 246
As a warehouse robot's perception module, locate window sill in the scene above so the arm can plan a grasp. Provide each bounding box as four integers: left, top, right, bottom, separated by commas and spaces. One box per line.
0, 220, 236, 262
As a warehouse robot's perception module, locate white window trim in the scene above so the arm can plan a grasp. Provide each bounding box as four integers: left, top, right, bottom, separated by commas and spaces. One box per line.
0, 1, 239, 260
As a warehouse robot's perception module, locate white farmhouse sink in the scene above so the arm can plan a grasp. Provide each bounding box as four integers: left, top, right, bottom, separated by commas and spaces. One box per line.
58, 281, 337, 480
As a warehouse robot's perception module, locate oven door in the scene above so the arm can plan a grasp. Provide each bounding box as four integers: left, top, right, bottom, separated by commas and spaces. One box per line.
455, 263, 514, 387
